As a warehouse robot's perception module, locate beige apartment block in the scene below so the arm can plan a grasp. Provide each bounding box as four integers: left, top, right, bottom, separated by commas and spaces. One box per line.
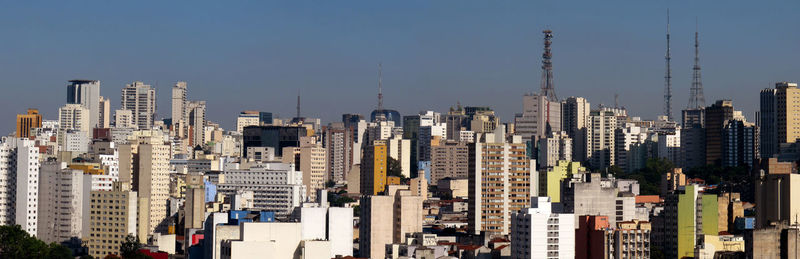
119, 129, 171, 239
87, 182, 138, 258
283, 143, 327, 201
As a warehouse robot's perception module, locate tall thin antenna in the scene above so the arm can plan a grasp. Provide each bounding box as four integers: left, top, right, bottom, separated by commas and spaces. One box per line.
540, 30, 557, 101
377, 63, 383, 111
689, 17, 706, 109
296, 90, 301, 119
615, 93, 619, 109
664, 9, 673, 121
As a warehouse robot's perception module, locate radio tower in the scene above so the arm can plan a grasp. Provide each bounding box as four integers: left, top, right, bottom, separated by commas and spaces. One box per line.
541, 30, 557, 101
688, 19, 706, 109
377, 63, 383, 111
663, 9, 673, 121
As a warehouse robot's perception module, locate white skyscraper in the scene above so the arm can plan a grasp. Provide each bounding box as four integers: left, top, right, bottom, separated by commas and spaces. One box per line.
588, 109, 617, 169
0, 137, 40, 236
515, 93, 562, 143
511, 197, 575, 259
59, 103, 91, 149
172, 81, 187, 126
67, 80, 101, 129
121, 81, 156, 130
187, 100, 206, 147
562, 97, 591, 162
37, 162, 92, 243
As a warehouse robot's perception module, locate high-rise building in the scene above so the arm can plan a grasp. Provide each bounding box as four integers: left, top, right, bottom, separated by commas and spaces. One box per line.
359, 189, 423, 259
562, 172, 637, 227
184, 173, 205, 236
776, 82, 800, 144
760, 88, 778, 158
510, 197, 575, 259
118, 130, 170, 239
562, 97, 591, 162
662, 184, 718, 258
755, 171, 800, 228
37, 162, 92, 244
324, 123, 353, 183
16, 108, 42, 138
67, 79, 101, 129
430, 141, 469, 185
514, 93, 562, 144
113, 109, 135, 129
120, 81, 156, 130
207, 163, 306, 217
681, 108, 707, 170
468, 125, 535, 236
187, 100, 206, 147
537, 131, 572, 170
242, 126, 308, 157
722, 119, 758, 167
0, 137, 39, 236
417, 124, 446, 162
588, 109, 617, 169
98, 96, 110, 128
87, 182, 138, 258
282, 142, 327, 201
172, 81, 187, 127
705, 100, 735, 165
656, 128, 681, 167
614, 123, 648, 173
387, 136, 411, 178
361, 140, 388, 195
59, 103, 91, 149
236, 111, 260, 133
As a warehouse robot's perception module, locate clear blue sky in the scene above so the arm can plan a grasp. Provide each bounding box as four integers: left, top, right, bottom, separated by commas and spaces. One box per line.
1, 1, 798, 132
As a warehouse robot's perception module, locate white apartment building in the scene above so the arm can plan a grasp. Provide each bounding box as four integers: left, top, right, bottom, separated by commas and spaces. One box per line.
537, 131, 572, 170
387, 136, 411, 178
208, 162, 306, 217
588, 110, 617, 169
59, 103, 90, 146
236, 112, 259, 133
511, 197, 575, 259
514, 93, 562, 143
114, 109, 135, 129
0, 137, 39, 236
614, 123, 649, 173
417, 124, 446, 162
37, 162, 92, 244
120, 81, 156, 130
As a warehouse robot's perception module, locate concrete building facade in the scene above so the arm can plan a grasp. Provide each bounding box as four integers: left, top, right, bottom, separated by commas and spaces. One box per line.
120, 81, 157, 130
510, 197, 575, 259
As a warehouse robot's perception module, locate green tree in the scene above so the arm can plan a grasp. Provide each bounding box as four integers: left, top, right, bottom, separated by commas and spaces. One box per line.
387, 156, 406, 181
0, 225, 72, 259
119, 235, 153, 259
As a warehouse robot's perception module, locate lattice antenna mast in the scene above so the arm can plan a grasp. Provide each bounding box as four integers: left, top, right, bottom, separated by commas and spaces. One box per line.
664, 9, 673, 121
377, 63, 383, 111
541, 30, 557, 101
689, 18, 706, 109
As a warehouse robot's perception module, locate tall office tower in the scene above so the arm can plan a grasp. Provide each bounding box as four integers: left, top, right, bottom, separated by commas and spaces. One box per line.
16, 108, 42, 138
722, 119, 758, 167
387, 136, 411, 178
663, 184, 718, 259
510, 197, 575, 259
776, 82, 800, 144
113, 109, 135, 129
184, 173, 205, 235
209, 163, 306, 216
0, 137, 39, 236
755, 163, 800, 228
118, 130, 170, 239
588, 109, 617, 169
37, 162, 91, 244
98, 96, 110, 128
430, 141, 469, 185
361, 140, 388, 195
87, 182, 138, 258
760, 88, 778, 158
657, 129, 681, 167
236, 111, 260, 133
705, 100, 734, 165
324, 123, 353, 183
681, 108, 706, 169
537, 131, 572, 169
444, 104, 468, 140
514, 93, 562, 144
171, 81, 187, 127
614, 123, 648, 173
403, 111, 441, 169
186, 100, 206, 147
468, 125, 535, 236
359, 190, 423, 259
120, 81, 156, 130
282, 142, 327, 201
417, 123, 447, 162
562, 96, 591, 162
67, 79, 101, 129
242, 125, 308, 157
59, 103, 91, 135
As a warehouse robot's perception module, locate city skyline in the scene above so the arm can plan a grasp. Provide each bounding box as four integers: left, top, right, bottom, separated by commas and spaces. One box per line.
2, 1, 799, 132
